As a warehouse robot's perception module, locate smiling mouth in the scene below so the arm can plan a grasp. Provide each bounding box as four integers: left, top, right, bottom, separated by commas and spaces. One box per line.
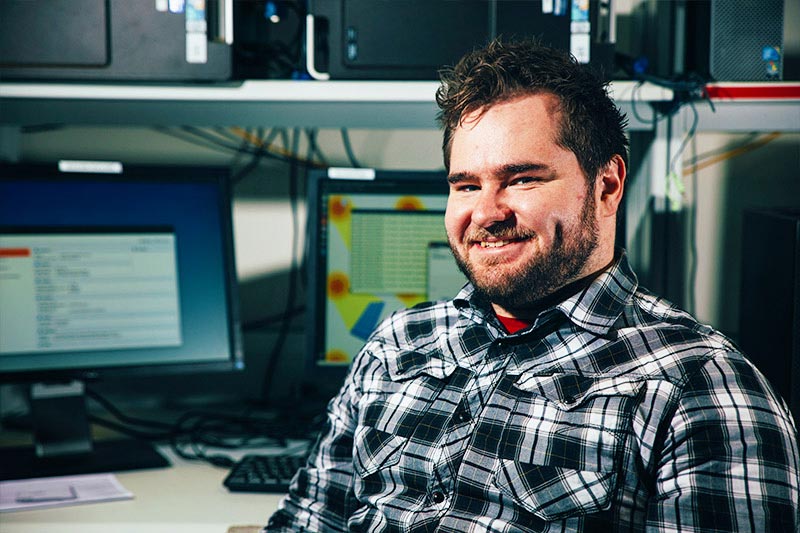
477, 237, 529, 248
479, 240, 512, 248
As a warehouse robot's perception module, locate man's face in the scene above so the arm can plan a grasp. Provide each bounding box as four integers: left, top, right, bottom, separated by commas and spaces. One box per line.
445, 93, 600, 317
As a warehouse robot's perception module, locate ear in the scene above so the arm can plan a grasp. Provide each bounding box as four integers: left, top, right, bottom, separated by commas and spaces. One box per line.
596, 154, 626, 217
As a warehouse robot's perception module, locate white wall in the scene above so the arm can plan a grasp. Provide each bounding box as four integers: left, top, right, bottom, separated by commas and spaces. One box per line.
688, 132, 800, 336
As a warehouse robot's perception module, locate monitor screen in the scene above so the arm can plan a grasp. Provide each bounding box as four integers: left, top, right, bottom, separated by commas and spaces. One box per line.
0, 161, 243, 479
0, 162, 243, 379
305, 168, 466, 394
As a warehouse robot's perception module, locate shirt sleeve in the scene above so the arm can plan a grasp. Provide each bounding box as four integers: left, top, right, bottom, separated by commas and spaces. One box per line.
264, 349, 373, 532
647, 353, 800, 532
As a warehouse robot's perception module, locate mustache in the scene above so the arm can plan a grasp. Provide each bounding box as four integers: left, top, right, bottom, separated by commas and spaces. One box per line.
463, 221, 536, 242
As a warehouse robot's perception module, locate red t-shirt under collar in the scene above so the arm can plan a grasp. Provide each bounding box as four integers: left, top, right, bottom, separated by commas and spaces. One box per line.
496, 314, 533, 334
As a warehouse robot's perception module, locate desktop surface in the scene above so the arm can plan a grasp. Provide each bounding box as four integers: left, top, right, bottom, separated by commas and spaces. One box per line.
0, 446, 282, 533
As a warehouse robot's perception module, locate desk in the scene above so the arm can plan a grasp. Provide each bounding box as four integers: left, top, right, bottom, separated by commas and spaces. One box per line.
0, 447, 282, 533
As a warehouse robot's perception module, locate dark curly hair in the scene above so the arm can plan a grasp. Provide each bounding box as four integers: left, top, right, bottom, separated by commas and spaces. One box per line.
436, 39, 628, 185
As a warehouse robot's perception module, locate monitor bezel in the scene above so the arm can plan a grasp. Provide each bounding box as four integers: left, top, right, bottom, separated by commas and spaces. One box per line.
0, 161, 244, 384
304, 167, 450, 396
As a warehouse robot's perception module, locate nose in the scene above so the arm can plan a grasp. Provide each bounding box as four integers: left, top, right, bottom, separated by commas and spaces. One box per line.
471, 188, 513, 228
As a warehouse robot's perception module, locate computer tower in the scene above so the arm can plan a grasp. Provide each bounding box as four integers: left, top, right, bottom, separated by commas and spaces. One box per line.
739, 208, 800, 424
0, 0, 232, 81
306, 0, 615, 80
685, 0, 784, 81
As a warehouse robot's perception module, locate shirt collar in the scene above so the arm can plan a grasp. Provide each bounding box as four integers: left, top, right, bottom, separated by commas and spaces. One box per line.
381, 252, 638, 382
553, 251, 638, 336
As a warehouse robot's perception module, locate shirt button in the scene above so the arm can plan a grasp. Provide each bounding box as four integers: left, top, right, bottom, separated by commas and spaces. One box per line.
431, 491, 445, 504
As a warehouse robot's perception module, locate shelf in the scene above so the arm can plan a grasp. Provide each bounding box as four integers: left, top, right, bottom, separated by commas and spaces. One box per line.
693, 83, 800, 132
0, 80, 672, 130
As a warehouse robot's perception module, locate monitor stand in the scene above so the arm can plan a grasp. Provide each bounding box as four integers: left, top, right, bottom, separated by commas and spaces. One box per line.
0, 381, 170, 481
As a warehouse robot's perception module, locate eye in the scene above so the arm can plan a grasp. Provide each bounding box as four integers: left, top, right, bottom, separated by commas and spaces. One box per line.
450, 183, 479, 193
509, 176, 540, 186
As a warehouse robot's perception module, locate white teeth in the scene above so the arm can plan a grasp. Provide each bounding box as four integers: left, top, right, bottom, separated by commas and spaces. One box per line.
480, 240, 510, 248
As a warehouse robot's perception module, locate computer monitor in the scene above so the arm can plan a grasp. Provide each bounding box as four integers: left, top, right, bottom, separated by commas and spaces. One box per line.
304, 168, 466, 397
0, 161, 243, 479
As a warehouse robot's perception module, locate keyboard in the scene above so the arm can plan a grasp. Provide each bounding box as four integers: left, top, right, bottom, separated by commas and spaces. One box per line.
223, 454, 307, 493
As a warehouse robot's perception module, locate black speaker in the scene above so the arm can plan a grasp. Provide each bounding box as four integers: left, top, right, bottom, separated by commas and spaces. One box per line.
739, 208, 800, 424
685, 0, 784, 81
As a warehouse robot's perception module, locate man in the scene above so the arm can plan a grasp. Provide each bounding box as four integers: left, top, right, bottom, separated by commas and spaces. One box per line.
266, 40, 799, 531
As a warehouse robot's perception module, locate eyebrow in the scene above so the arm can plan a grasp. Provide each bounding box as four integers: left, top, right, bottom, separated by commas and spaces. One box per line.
447, 162, 553, 184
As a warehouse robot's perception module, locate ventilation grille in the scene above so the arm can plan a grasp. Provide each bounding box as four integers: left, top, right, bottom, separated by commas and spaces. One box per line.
710, 0, 784, 81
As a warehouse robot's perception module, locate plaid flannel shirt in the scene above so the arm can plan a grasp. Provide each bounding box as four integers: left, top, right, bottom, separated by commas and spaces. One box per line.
267, 253, 800, 532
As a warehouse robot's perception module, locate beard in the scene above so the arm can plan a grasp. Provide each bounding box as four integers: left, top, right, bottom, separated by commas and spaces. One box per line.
449, 192, 599, 312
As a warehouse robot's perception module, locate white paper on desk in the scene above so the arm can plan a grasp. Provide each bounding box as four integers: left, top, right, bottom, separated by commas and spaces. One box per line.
0, 473, 133, 512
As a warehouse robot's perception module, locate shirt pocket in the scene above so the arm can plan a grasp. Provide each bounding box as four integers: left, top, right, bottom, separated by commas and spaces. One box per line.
353, 370, 446, 479
353, 426, 408, 479
492, 374, 642, 521
494, 461, 617, 521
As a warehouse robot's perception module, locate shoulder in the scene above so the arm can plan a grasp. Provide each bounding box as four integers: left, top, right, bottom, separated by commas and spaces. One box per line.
620, 287, 797, 423
612, 286, 742, 385
367, 299, 458, 351
348, 300, 463, 384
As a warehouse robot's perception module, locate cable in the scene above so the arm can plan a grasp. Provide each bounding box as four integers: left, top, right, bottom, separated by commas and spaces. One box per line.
669, 100, 699, 177
168, 407, 323, 466
89, 414, 173, 441
665, 99, 699, 212
227, 126, 328, 169
230, 126, 291, 158
688, 139, 698, 316
212, 126, 256, 146
340, 128, 363, 168
153, 126, 248, 156
279, 128, 291, 154
682, 132, 782, 174
305, 128, 329, 166
259, 127, 303, 404
169, 409, 291, 465
615, 52, 713, 131
629, 80, 666, 126
153, 125, 325, 169
231, 127, 269, 184
182, 126, 267, 155
683, 132, 760, 166
85, 388, 173, 431
154, 125, 282, 161
85, 387, 321, 468
233, 126, 262, 169
242, 305, 305, 331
